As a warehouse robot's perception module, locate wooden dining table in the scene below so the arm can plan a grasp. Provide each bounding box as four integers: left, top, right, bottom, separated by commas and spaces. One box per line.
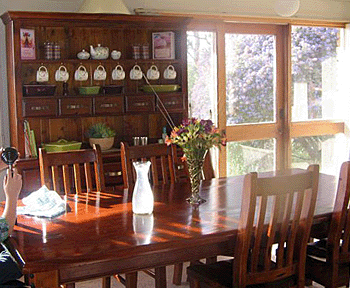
2, 169, 338, 287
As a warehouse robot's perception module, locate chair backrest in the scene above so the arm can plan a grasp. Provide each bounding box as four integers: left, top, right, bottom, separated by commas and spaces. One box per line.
38, 144, 105, 195
326, 161, 350, 264
120, 142, 177, 189
233, 164, 319, 287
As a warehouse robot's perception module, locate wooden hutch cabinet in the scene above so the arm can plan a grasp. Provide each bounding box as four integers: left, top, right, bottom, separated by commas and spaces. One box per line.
1, 11, 189, 195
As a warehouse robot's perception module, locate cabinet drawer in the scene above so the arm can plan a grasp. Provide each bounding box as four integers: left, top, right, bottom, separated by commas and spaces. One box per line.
103, 162, 123, 186
23, 98, 57, 117
95, 96, 124, 115
157, 94, 184, 112
125, 95, 155, 112
60, 98, 92, 116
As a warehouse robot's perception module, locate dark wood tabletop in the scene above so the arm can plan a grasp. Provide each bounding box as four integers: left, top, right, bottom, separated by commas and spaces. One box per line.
3, 170, 338, 284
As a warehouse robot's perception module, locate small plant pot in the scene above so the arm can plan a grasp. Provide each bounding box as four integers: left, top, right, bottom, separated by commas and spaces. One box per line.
89, 137, 114, 151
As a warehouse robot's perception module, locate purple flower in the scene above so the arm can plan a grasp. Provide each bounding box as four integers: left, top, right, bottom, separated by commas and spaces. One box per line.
177, 127, 188, 136
200, 119, 213, 133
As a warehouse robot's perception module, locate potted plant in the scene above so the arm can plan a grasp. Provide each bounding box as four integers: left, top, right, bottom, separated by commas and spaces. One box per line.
87, 123, 116, 151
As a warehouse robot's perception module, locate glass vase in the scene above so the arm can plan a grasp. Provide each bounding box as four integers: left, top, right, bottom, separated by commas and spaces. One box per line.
186, 150, 207, 206
132, 161, 154, 214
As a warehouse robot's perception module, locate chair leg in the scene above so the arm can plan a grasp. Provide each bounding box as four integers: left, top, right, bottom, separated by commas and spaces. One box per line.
188, 277, 200, 288
102, 276, 111, 288
155, 266, 167, 288
125, 272, 138, 288
173, 263, 183, 285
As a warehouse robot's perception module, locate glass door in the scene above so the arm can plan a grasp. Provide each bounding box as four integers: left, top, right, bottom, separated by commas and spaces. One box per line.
219, 24, 287, 176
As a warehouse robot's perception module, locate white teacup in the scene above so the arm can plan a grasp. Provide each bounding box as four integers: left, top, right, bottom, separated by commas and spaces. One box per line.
146, 65, 160, 80
112, 65, 125, 80
74, 65, 88, 81
164, 65, 177, 80
111, 50, 121, 60
55, 65, 69, 82
130, 65, 143, 80
36, 65, 49, 82
93, 65, 107, 81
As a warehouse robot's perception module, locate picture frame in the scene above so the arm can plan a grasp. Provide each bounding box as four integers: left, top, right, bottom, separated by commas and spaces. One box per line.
20, 28, 36, 60
152, 31, 175, 60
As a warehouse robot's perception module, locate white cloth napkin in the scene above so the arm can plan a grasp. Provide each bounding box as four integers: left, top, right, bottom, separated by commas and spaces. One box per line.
17, 185, 66, 218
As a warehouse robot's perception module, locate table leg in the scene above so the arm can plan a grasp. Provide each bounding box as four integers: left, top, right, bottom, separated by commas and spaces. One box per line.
29, 270, 60, 288
172, 263, 183, 285
102, 276, 111, 288
125, 272, 137, 288
155, 266, 167, 288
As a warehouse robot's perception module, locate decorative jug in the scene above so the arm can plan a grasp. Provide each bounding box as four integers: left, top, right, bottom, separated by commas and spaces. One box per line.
130, 65, 143, 80
164, 65, 177, 79
74, 65, 88, 81
132, 161, 154, 214
55, 65, 69, 82
146, 65, 160, 80
93, 65, 107, 81
36, 65, 49, 82
112, 65, 125, 80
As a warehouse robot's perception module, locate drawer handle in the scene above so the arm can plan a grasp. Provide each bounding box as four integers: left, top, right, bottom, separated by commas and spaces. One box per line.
31, 105, 49, 111
67, 104, 84, 109
100, 103, 115, 108
164, 101, 178, 105
134, 102, 148, 107
106, 171, 122, 176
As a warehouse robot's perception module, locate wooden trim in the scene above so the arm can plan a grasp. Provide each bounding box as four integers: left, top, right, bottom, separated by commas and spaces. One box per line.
226, 124, 277, 142
217, 23, 227, 177
225, 121, 345, 142
1, 11, 191, 26
291, 121, 345, 137
158, 11, 347, 27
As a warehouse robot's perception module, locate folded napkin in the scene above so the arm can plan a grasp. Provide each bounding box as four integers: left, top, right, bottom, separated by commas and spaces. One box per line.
17, 185, 66, 218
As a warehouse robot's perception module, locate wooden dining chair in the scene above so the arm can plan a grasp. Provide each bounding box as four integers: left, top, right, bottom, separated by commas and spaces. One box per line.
305, 161, 350, 288
120, 141, 183, 287
38, 144, 109, 288
187, 164, 319, 288
120, 142, 177, 189
38, 144, 105, 195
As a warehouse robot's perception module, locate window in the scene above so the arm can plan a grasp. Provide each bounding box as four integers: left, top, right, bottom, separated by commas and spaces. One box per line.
291, 25, 349, 175
187, 21, 349, 177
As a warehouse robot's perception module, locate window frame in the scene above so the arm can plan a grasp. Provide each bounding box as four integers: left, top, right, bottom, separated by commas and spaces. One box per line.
186, 17, 347, 177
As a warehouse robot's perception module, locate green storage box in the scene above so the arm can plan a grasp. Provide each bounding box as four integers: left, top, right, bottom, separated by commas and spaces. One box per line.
42, 139, 82, 152
141, 84, 180, 93
78, 86, 100, 95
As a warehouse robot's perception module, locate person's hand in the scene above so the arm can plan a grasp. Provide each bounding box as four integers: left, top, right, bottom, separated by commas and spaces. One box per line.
3, 168, 22, 201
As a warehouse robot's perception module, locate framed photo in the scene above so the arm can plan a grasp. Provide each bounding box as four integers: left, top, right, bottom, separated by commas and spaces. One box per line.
152, 31, 175, 60
20, 28, 36, 60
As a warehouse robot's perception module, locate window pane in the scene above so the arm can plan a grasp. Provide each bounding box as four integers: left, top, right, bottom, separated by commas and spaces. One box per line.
227, 139, 275, 176
291, 26, 345, 121
225, 33, 276, 125
291, 134, 347, 175
187, 31, 217, 120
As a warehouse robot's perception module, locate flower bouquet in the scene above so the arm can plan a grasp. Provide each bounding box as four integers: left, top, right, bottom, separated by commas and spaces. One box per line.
166, 118, 224, 205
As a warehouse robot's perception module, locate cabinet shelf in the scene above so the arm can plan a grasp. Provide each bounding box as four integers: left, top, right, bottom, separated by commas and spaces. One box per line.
21, 59, 182, 64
